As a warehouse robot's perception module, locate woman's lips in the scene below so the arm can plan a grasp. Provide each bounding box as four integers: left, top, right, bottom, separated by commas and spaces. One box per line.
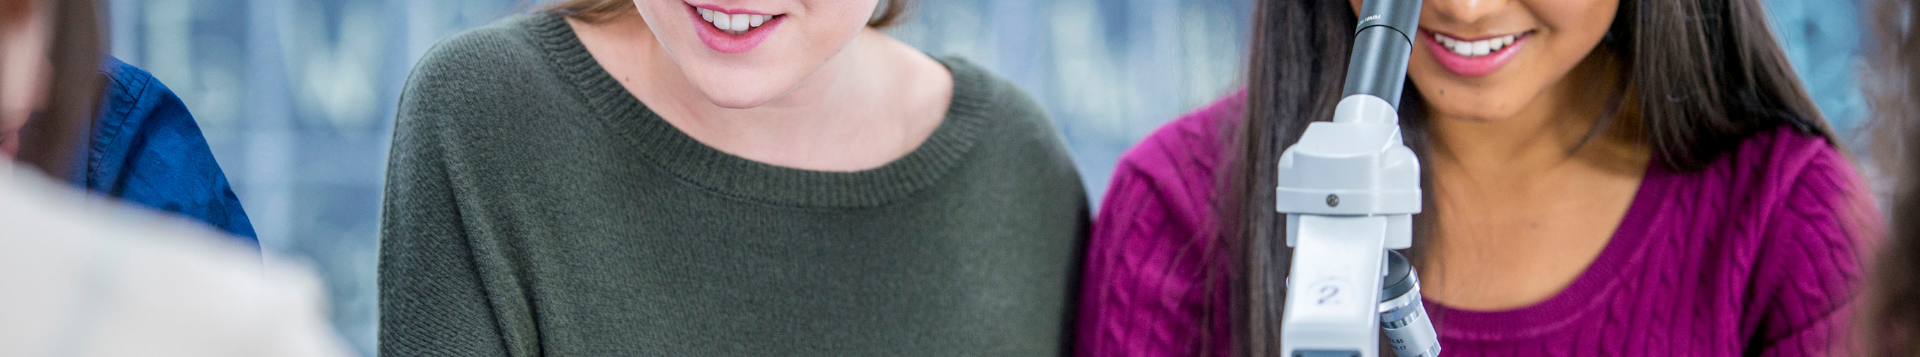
690, 5, 783, 54
1423, 30, 1528, 78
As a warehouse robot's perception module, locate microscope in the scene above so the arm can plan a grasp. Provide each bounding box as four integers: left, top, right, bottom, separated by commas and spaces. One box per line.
1273, 0, 1438, 356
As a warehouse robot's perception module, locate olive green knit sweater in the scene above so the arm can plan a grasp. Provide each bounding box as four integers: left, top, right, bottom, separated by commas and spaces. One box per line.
378, 12, 1089, 357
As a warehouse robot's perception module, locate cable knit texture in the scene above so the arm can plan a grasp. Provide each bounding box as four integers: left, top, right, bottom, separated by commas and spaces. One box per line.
1077, 92, 1875, 357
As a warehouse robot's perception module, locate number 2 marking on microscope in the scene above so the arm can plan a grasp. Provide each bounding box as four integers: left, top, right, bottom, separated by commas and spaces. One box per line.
1316, 284, 1342, 305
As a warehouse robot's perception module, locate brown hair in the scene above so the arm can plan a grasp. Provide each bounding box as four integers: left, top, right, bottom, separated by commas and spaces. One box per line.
550, 0, 911, 28
1226, 0, 1832, 355
12, 0, 103, 178
1864, 0, 1920, 354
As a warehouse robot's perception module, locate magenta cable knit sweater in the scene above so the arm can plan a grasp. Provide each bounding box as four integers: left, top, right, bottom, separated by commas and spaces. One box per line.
1076, 92, 1876, 357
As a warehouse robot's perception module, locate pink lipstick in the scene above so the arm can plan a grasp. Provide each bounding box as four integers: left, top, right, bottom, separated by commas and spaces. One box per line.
1423, 30, 1528, 78
688, 4, 784, 54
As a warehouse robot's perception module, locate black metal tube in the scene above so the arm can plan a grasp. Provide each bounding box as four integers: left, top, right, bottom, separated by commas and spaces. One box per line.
1341, 0, 1424, 109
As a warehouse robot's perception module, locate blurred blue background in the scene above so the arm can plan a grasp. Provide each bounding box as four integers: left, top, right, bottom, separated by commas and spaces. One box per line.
103, 0, 1868, 355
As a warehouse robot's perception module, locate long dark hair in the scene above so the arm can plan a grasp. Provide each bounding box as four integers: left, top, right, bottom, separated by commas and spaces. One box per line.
1864, 0, 1920, 354
13, 0, 103, 178
1222, 0, 1833, 355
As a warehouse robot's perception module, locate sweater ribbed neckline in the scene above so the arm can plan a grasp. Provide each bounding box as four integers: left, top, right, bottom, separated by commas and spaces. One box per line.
524, 12, 991, 208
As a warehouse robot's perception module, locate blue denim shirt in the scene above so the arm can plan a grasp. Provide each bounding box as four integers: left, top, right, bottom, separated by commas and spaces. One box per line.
69, 57, 258, 247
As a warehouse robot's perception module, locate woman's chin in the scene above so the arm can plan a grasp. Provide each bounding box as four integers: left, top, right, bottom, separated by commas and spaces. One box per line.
1426, 106, 1525, 124
704, 94, 778, 109
1417, 92, 1531, 123
695, 86, 786, 109
678, 59, 824, 110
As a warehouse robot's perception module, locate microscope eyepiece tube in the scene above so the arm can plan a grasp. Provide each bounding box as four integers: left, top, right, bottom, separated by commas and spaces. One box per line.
1342, 28, 1414, 109
1342, 0, 1422, 108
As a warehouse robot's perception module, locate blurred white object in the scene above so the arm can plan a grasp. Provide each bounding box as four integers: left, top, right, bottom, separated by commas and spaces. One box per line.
0, 162, 351, 357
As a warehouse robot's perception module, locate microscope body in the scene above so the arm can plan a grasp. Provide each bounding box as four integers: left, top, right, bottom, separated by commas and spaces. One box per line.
1273, 0, 1436, 356
1275, 96, 1421, 357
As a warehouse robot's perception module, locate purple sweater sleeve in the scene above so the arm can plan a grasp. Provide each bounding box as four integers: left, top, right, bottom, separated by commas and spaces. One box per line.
1077, 94, 1242, 357
1745, 145, 1875, 357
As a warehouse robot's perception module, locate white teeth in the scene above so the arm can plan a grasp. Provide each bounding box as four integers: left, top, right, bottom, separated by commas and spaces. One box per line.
699, 8, 774, 34
730, 14, 749, 31
1432, 33, 1521, 58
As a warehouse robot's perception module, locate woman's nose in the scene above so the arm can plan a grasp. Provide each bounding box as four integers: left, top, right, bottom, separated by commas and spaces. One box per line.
1424, 0, 1506, 24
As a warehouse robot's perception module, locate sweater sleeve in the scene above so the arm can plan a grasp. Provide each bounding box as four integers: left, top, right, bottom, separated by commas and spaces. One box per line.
1078, 161, 1193, 357
376, 33, 515, 357
1076, 97, 1238, 357
1747, 148, 1873, 357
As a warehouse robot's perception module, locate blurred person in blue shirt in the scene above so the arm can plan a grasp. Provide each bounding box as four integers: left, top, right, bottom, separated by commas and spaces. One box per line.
65, 56, 257, 246
0, 0, 345, 355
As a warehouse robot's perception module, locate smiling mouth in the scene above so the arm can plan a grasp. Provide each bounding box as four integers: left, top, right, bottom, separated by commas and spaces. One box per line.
1421, 29, 1533, 77
696, 7, 780, 35
1430, 32, 1529, 57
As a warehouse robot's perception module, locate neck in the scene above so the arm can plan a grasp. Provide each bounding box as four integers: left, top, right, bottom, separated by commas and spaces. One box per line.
1427, 49, 1637, 177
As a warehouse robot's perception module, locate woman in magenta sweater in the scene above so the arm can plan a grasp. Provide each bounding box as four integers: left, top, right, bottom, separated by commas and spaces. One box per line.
1079, 0, 1879, 356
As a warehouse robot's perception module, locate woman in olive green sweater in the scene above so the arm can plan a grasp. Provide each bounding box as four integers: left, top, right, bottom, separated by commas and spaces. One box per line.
377, 0, 1088, 355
